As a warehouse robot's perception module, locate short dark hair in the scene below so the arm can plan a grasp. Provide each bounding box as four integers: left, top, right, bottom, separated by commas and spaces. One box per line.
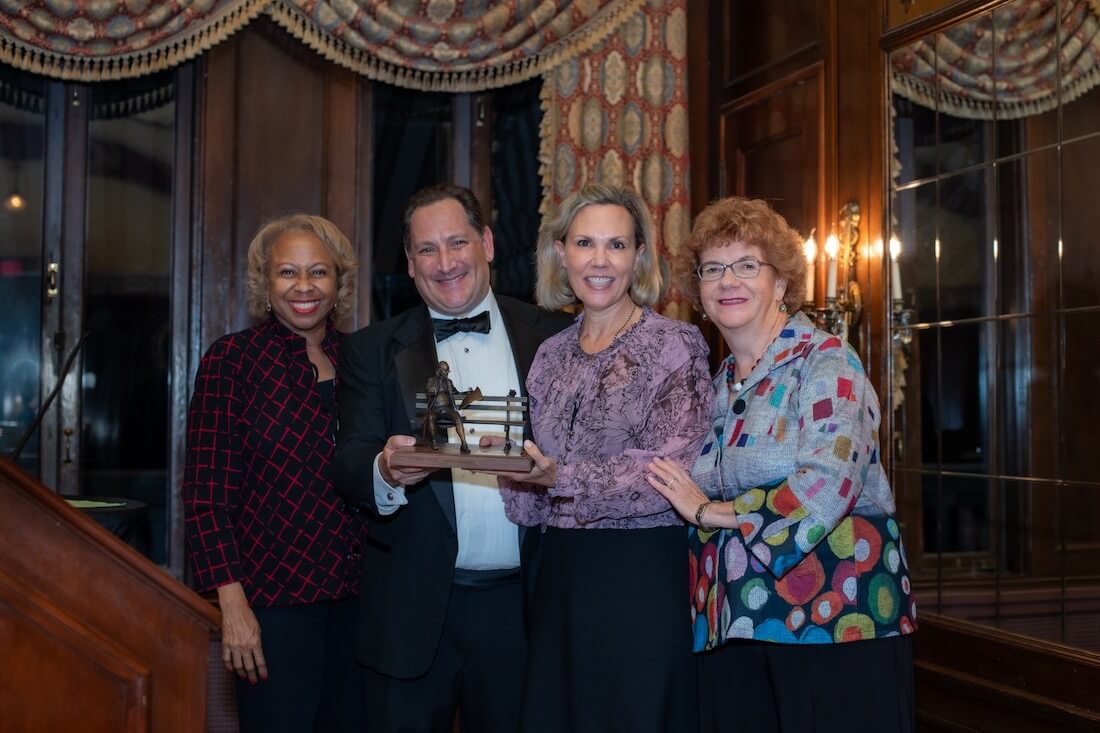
402, 183, 486, 251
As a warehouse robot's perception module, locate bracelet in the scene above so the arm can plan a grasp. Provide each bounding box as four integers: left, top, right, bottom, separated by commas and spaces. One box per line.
694, 501, 717, 532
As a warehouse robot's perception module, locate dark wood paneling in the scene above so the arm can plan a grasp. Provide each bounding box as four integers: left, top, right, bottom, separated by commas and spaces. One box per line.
835, 0, 890, 461
915, 613, 1100, 730
0, 582, 149, 732
196, 37, 240, 350
720, 66, 825, 238
196, 17, 373, 347
0, 458, 219, 731
725, 0, 822, 88
881, 0, 1001, 48
687, 0, 718, 217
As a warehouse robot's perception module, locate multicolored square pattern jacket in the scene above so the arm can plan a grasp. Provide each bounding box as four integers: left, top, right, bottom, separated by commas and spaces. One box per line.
689, 312, 916, 650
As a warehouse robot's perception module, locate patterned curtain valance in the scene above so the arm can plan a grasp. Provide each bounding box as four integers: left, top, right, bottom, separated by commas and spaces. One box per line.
0, 0, 270, 81
270, 0, 645, 91
891, 0, 1100, 120
0, 0, 644, 90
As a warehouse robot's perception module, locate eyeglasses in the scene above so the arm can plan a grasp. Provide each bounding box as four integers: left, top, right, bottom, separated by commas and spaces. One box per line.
695, 258, 775, 281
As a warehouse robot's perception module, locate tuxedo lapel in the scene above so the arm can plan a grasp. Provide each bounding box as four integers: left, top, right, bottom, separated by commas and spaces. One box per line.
392, 308, 457, 534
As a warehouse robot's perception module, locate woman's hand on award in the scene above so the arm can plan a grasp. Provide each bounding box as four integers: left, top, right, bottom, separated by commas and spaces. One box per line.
476, 436, 558, 487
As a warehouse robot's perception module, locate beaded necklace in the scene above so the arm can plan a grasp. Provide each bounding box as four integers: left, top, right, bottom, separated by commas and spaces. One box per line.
725, 355, 762, 393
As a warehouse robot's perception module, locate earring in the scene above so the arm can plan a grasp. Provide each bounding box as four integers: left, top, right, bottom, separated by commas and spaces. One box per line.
779, 302, 788, 313
266, 298, 271, 312
701, 313, 709, 321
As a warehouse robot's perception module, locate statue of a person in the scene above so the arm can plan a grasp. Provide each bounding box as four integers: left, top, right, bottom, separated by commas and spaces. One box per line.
422, 361, 471, 454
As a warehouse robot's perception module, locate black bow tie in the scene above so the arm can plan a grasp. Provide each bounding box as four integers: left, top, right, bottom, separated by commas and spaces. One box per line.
432, 311, 491, 342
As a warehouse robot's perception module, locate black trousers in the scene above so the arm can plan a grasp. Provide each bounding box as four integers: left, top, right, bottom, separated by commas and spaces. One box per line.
520, 526, 698, 733
698, 635, 915, 733
234, 597, 363, 733
363, 577, 526, 733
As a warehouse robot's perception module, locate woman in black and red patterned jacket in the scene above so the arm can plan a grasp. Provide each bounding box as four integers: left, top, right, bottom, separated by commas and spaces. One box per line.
183, 214, 366, 733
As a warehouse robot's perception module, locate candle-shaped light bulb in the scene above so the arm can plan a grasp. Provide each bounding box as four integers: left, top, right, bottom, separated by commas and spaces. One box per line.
803, 235, 817, 304
889, 236, 903, 303
824, 234, 839, 299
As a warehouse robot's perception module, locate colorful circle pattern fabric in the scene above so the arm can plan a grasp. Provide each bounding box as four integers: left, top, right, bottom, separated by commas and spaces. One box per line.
688, 508, 917, 651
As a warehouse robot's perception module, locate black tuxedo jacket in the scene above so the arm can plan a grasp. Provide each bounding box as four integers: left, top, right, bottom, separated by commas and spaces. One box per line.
333, 295, 571, 679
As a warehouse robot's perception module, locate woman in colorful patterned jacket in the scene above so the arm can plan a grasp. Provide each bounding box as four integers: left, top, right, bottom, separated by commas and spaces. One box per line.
647, 196, 916, 733
183, 215, 367, 733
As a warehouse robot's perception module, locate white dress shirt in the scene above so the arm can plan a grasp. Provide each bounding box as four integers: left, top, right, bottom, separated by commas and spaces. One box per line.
372, 290, 522, 570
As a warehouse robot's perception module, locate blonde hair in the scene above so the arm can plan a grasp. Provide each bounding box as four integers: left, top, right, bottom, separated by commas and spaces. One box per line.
246, 214, 359, 321
536, 184, 661, 309
674, 196, 806, 314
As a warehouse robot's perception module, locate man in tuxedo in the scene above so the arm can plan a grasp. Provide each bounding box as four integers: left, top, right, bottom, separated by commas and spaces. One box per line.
333, 183, 569, 733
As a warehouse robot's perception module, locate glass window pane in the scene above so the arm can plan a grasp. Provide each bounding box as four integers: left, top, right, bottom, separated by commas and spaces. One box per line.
82, 75, 175, 564
1061, 134, 1100, 309
892, 181, 937, 322
891, 94, 936, 186
1061, 0, 1100, 142
0, 69, 46, 476
922, 475, 994, 556
994, 0, 1059, 153
998, 316, 1058, 479
937, 322, 993, 469
915, 325, 941, 468
490, 79, 541, 304
1062, 311, 1100, 485
938, 168, 994, 320
371, 84, 454, 322
936, 19, 994, 176
996, 150, 1059, 316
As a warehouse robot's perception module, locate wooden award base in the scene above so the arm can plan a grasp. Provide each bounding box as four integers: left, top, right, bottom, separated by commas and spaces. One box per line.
390, 443, 535, 472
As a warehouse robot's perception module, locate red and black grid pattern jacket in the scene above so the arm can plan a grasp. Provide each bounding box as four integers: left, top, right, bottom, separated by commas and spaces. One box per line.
183, 318, 367, 607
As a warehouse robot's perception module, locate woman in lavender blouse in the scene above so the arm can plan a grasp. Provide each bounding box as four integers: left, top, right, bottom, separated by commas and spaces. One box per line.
493, 184, 713, 732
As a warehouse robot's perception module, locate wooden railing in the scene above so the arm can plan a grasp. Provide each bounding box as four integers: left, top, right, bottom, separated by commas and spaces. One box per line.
915, 613, 1100, 732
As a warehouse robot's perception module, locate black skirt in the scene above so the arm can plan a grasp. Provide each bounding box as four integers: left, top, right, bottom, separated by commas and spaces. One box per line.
521, 525, 699, 733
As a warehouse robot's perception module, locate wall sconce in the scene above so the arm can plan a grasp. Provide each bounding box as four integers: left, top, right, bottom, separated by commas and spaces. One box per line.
806, 200, 863, 341
889, 236, 913, 346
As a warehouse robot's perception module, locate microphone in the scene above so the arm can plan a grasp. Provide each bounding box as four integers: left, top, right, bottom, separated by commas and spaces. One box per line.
9, 332, 90, 463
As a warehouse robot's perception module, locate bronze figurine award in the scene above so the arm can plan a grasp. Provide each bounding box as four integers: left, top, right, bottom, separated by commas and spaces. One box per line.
391, 361, 535, 472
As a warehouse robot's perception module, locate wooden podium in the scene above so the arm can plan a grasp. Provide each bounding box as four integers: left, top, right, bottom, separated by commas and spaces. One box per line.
0, 458, 220, 732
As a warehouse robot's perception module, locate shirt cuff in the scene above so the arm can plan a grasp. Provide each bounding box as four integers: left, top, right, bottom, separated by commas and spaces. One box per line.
373, 453, 408, 516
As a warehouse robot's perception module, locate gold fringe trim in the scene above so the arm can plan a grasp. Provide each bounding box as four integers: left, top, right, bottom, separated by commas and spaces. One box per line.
0, 0, 269, 82
537, 71, 559, 221
891, 60, 1100, 120
266, 0, 645, 93
0, 0, 643, 88
892, 0, 1100, 121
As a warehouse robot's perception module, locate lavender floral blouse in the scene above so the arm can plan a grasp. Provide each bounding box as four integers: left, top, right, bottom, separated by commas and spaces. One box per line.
501, 307, 713, 529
